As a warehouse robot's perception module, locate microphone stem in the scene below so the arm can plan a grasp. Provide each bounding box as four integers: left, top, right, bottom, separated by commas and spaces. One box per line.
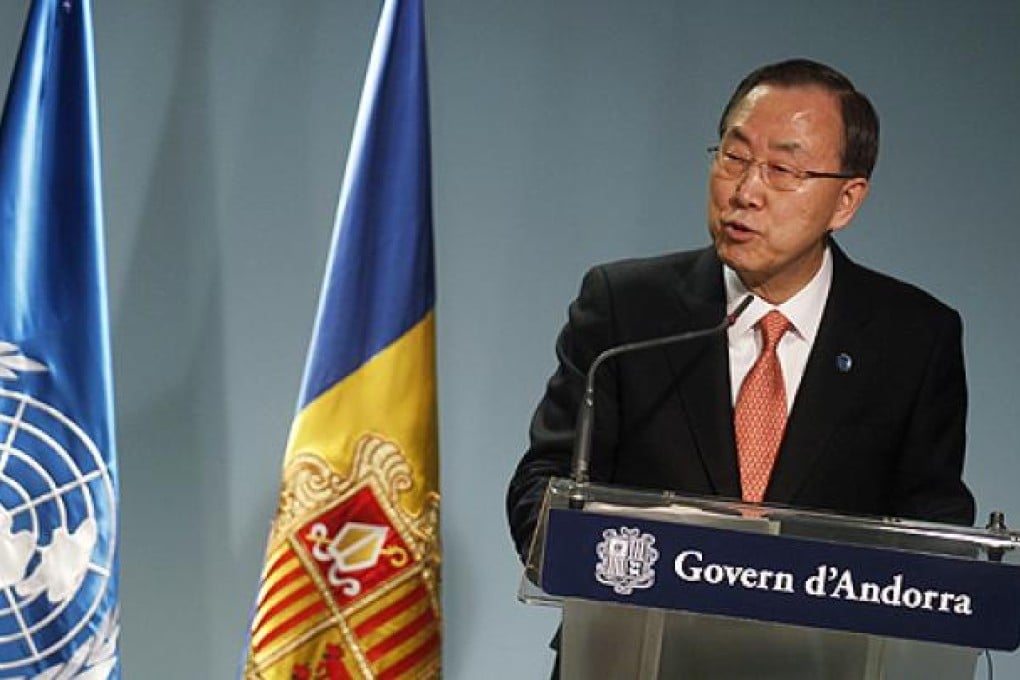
570, 295, 753, 485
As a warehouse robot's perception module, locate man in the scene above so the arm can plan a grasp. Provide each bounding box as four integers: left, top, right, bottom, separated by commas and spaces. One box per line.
507, 58, 976, 566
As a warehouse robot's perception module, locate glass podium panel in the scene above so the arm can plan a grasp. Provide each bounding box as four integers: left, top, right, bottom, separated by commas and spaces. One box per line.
518, 478, 1020, 679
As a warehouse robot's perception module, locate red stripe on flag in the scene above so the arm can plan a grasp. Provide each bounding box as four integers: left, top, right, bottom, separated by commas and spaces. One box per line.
353, 585, 428, 639
264, 546, 295, 579
253, 581, 318, 637
376, 631, 440, 680
365, 607, 435, 663
256, 560, 304, 614
253, 565, 309, 635
253, 599, 328, 654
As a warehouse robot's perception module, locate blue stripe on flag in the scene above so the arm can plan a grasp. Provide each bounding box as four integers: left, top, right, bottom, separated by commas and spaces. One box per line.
298, 0, 435, 409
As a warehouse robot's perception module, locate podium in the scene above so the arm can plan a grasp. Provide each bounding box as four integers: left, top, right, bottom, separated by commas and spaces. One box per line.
519, 478, 1020, 679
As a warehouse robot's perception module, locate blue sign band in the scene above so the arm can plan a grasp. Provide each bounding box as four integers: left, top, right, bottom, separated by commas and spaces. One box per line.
542, 508, 1020, 651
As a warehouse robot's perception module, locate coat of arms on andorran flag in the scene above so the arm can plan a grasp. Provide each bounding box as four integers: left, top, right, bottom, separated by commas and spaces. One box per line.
247, 435, 441, 679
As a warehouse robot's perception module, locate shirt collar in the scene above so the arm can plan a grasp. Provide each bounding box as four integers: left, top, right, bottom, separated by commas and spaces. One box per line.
724, 245, 833, 343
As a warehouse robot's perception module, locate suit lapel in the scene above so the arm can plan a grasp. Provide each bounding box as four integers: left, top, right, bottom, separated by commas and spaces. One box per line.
662, 249, 742, 498
765, 243, 874, 503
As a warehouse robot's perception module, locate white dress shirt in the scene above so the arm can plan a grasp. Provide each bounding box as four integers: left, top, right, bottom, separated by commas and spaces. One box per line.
725, 246, 833, 411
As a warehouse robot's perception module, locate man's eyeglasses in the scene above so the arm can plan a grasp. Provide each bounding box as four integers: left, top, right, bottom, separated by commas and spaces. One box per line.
708, 146, 858, 192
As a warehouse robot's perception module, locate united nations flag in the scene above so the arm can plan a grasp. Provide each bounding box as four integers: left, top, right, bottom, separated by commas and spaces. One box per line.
0, 1, 119, 678
244, 1, 441, 678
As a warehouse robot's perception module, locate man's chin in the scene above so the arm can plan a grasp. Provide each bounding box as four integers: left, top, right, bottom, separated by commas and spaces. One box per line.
714, 241, 756, 272
714, 245, 768, 288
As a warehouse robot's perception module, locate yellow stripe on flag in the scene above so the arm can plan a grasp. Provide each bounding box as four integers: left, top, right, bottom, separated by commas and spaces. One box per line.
284, 312, 438, 516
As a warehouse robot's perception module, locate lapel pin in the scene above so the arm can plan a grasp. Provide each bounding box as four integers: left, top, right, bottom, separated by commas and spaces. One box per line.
836, 353, 853, 373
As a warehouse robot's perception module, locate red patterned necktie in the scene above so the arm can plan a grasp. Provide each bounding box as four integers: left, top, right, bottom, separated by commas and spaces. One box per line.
735, 310, 791, 503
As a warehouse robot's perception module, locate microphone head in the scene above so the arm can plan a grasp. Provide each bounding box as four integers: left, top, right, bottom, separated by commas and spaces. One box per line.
727, 295, 754, 326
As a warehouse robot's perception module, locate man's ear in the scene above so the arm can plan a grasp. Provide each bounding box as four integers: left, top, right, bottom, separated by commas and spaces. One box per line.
829, 178, 870, 233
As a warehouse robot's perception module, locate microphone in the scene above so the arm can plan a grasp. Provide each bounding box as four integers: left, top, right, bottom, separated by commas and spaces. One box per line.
570, 294, 754, 485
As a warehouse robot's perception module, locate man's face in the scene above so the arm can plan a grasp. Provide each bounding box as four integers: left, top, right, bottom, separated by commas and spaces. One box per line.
707, 84, 869, 303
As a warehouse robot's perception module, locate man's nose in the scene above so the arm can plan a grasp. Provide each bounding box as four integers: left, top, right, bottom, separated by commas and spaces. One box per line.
730, 163, 767, 209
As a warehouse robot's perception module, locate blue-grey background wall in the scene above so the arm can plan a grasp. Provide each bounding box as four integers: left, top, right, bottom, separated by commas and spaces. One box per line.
1, 1, 1018, 678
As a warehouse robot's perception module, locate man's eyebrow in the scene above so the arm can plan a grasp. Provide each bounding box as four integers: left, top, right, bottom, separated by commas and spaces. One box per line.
723, 129, 804, 155
768, 140, 804, 155
724, 128, 751, 144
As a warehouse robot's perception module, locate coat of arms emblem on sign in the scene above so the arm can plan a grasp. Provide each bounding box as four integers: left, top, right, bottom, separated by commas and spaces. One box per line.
595, 526, 659, 595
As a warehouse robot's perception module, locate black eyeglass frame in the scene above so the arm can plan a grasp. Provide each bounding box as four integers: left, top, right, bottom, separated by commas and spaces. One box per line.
707, 145, 860, 190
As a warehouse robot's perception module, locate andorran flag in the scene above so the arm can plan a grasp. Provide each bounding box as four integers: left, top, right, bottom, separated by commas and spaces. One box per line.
244, 1, 440, 678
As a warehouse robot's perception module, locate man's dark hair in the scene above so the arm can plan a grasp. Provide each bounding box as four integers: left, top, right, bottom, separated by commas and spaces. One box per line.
718, 58, 879, 179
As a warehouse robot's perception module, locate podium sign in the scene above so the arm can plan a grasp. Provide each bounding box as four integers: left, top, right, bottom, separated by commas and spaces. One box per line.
541, 507, 1020, 651
521, 480, 1020, 678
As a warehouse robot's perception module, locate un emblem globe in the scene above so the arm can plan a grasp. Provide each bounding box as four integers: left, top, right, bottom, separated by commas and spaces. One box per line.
0, 387, 117, 676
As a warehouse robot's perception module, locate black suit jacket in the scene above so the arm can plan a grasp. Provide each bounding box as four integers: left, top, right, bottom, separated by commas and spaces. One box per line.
507, 242, 975, 558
